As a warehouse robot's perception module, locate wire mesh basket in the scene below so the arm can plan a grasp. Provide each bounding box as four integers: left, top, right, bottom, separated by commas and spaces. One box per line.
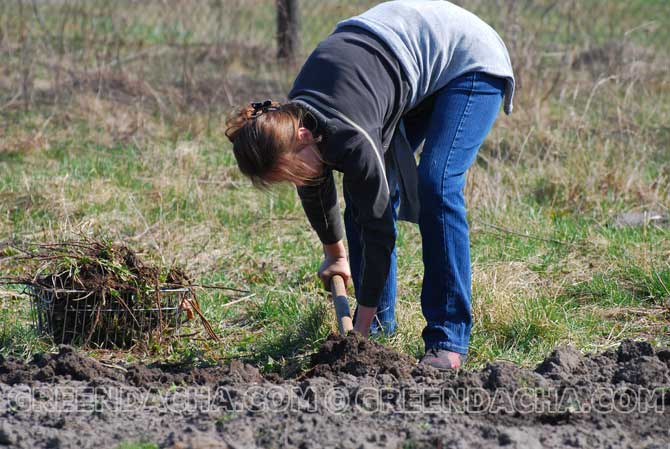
28, 285, 188, 348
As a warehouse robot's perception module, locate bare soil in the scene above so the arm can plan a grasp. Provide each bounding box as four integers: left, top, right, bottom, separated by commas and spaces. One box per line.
1, 336, 669, 448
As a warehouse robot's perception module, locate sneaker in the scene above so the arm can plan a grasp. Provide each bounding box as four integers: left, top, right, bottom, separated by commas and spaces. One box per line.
419, 348, 467, 370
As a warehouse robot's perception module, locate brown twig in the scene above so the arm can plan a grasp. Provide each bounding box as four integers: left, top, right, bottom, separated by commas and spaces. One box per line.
165, 282, 250, 294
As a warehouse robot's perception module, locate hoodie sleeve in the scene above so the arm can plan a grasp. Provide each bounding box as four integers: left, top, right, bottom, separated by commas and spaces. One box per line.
339, 136, 396, 308
296, 170, 345, 245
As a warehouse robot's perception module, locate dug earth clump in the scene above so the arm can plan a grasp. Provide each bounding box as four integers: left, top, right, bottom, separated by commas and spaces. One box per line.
0, 345, 262, 387
307, 332, 416, 380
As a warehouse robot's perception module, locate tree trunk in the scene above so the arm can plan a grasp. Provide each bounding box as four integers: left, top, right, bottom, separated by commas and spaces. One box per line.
276, 0, 299, 65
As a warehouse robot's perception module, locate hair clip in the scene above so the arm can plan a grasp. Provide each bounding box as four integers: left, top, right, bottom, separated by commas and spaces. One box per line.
250, 100, 280, 118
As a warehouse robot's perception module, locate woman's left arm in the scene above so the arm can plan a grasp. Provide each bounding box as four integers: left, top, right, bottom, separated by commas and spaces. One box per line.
340, 137, 397, 310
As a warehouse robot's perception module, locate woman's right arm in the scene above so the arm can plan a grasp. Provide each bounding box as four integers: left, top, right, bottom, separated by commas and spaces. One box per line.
296, 169, 344, 246
297, 138, 396, 332
297, 170, 353, 287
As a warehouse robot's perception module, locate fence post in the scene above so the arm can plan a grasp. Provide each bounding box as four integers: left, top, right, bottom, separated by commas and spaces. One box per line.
276, 0, 299, 65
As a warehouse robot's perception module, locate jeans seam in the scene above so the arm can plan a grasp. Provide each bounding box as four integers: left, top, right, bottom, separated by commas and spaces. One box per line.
439, 73, 476, 320
443, 72, 477, 188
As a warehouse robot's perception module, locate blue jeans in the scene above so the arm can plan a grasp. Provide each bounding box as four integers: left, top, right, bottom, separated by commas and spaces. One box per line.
345, 71, 505, 353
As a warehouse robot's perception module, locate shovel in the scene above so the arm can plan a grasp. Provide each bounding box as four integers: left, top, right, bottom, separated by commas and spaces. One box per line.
330, 274, 353, 335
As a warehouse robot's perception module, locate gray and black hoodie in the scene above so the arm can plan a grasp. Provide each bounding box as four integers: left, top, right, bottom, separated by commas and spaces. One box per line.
288, 0, 515, 307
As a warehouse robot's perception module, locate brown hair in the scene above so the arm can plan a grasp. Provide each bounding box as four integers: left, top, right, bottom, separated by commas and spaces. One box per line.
225, 101, 321, 188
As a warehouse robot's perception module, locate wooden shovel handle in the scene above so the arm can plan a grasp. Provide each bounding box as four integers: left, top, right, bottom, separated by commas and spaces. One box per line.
330, 275, 354, 335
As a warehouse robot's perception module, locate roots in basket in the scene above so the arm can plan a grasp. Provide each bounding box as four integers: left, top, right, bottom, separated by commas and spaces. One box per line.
1, 238, 218, 347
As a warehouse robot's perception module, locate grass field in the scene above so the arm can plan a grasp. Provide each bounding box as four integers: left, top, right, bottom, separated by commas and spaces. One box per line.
1, 0, 669, 373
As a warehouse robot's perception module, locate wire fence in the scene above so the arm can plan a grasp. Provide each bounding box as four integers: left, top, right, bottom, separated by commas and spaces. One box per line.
1, 0, 668, 116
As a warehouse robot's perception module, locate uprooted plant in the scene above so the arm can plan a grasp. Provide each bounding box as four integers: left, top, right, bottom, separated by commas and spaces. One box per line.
0, 238, 218, 348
